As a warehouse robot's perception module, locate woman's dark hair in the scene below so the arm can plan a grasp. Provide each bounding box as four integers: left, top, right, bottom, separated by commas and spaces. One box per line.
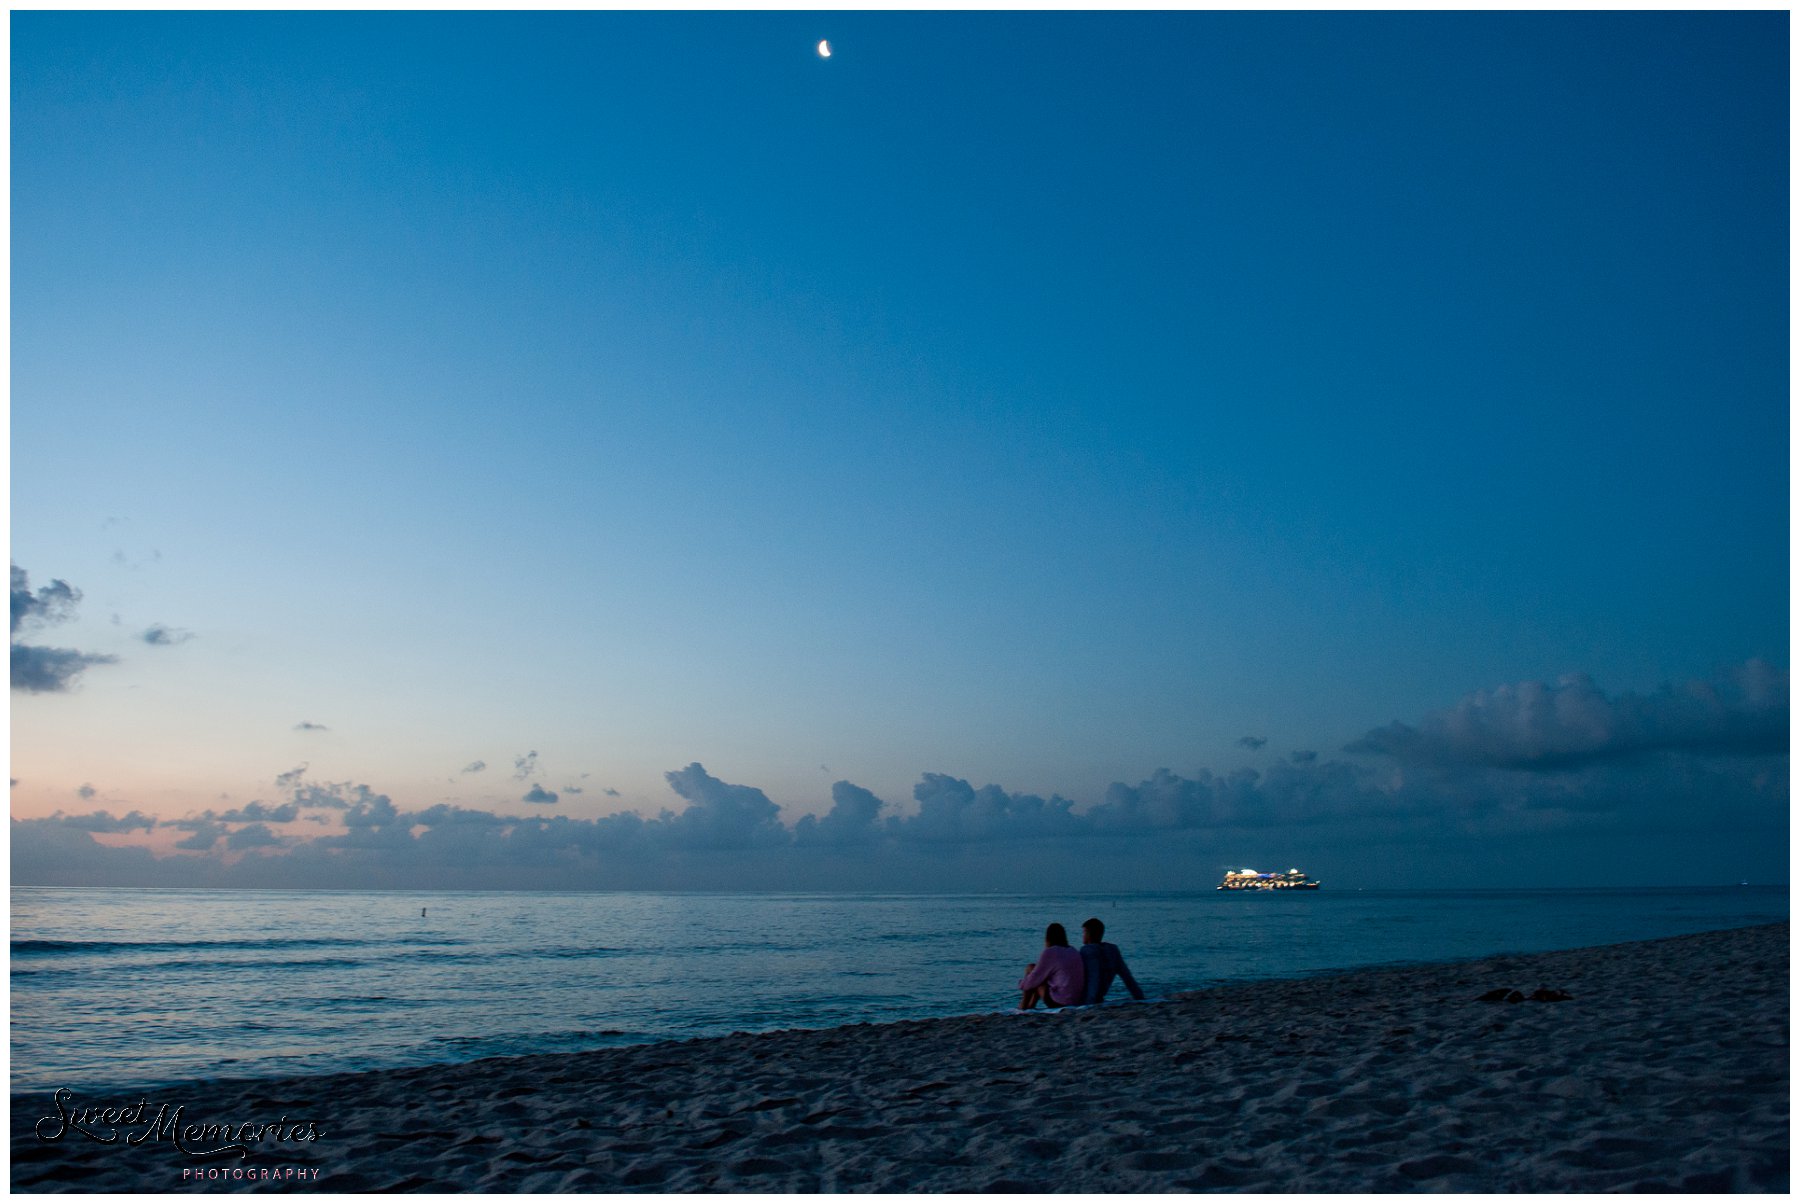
1044, 923, 1070, 948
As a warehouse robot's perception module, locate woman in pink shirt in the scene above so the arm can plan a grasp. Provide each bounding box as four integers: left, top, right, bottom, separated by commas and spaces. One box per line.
1018, 922, 1086, 1009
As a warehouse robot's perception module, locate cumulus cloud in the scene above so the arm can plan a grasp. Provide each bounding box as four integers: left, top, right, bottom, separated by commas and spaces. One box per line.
1082, 760, 1412, 835
512, 751, 539, 780
290, 782, 352, 811
660, 763, 787, 849
141, 625, 195, 646
226, 823, 283, 850
12, 566, 81, 633
1237, 736, 1267, 750
462, 760, 487, 774
794, 781, 887, 847
411, 803, 510, 828
77, 784, 97, 800
339, 787, 400, 829
174, 822, 226, 851
522, 785, 559, 805
11, 566, 117, 693
212, 800, 302, 824
294, 721, 328, 732
1346, 661, 1788, 771
275, 765, 309, 789
48, 810, 156, 833
603, 788, 621, 798
12, 645, 118, 694
896, 774, 1081, 843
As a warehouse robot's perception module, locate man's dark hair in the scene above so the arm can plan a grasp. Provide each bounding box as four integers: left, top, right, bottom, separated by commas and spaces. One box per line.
1045, 923, 1071, 947
1082, 917, 1104, 939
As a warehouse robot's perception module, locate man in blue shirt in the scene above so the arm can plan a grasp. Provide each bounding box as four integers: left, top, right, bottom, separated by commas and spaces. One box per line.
1080, 916, 1145, 1004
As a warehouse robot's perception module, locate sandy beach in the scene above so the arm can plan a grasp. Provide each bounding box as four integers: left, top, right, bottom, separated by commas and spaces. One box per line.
12, 921, 1786, 1193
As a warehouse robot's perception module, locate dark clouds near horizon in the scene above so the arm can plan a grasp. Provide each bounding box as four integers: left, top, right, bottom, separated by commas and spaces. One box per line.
1345, 660, 1787, 770
12, 663, 1787, 891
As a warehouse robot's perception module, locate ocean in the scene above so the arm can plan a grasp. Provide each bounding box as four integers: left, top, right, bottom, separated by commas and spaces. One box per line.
11, 885, 1787, 1094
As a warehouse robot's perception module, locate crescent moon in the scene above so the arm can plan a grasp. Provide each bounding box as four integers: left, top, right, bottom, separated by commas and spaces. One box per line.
817, 40, 831, 58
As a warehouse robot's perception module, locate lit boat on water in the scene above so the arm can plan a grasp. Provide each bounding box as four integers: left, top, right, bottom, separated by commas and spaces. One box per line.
1217, 867, 1321, 891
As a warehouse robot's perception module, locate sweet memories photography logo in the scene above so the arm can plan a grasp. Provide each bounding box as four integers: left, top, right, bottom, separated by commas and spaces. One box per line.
34, 1088, 325, 1161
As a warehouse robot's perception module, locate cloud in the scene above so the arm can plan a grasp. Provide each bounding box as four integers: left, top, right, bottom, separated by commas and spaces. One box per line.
275, 765, 309, 789
1083, 761, 1403, 834
77, 784, 97, 800
793, 780, 887, 847
522, 785, 559, 805
339, 787, 399, 829
48, 810, 157, 833
1237, 736, 1267, 750
294, 721, 329, 732
12, 646, 118, 694
11, 820, 167, 884
1290, 750, 1318, 764
226, 823, 283, 850
660, 763, 788, 849
411, 803, 511, 828
1084, 767, 1227, 832
895, 774, 1082, 843
289, 782, 352, 811
141, 625, 195, 646
512, 751, 539, 780
11, 566, 117, 694
1345, 661, 1788, 771
175, 822, 226, 851
462, 760, 487, 774
212, 800, 302, 824
603, 788, 620, 798
561, 785, 584, 794
12, 566, 81, 633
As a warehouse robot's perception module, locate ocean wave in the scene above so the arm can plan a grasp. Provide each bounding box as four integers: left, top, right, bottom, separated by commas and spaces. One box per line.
149, 956, 376, 973
429, 1027, 630, 1047
12, 936, 465, 957
409, 945, 623, 964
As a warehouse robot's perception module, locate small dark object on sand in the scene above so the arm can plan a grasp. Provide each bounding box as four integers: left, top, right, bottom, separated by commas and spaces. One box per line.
1477, 986, 1571, 1003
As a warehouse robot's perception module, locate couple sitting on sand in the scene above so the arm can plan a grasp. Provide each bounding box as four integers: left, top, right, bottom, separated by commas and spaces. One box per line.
1018, 917, 1146, 1010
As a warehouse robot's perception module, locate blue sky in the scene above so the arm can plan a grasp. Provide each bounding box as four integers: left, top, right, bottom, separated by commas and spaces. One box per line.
11, 11, 1788, 888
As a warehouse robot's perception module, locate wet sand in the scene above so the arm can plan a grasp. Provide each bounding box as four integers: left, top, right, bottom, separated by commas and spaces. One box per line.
11, 922, 1787, 1192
